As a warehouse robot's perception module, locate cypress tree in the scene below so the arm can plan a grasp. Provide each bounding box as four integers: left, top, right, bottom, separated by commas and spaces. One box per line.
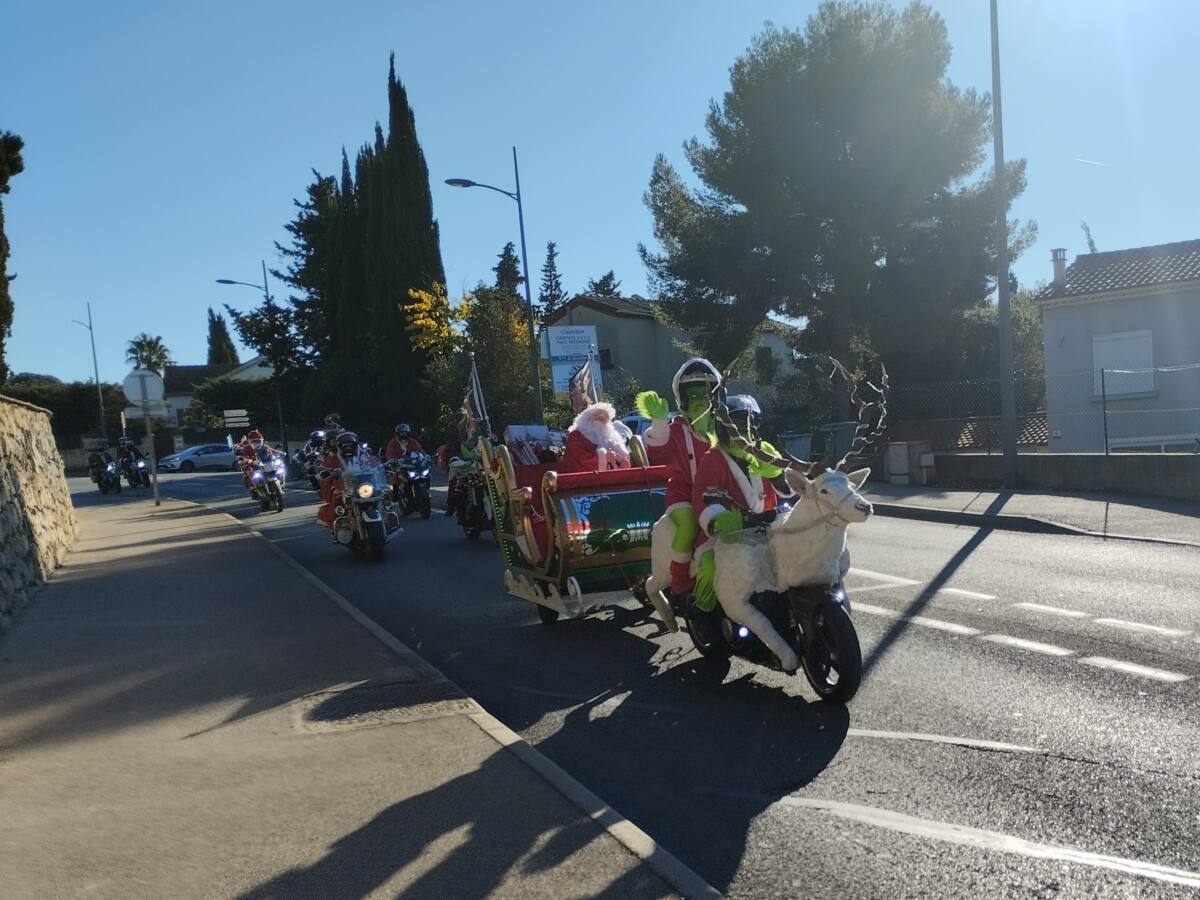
538, 241, 567, 320
0, 131, 25, 383
494, 242, 523, 295
206, 307, 240, 366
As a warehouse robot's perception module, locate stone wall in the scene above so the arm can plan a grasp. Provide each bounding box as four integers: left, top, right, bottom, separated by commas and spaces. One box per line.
0, 394, 77, 627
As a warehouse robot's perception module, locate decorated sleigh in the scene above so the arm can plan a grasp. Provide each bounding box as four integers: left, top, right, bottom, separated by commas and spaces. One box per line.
478, 434, 669, 623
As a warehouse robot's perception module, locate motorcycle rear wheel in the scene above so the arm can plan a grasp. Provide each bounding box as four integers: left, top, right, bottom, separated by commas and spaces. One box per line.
800, 604, 862, 704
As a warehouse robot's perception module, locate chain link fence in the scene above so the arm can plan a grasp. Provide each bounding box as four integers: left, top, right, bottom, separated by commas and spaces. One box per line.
889, 363, 1200, 454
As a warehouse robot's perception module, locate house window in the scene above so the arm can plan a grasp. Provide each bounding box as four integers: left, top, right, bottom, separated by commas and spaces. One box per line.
599, 348, 613, 370
1092, 330, 1153, 396
755, 345, 779, 385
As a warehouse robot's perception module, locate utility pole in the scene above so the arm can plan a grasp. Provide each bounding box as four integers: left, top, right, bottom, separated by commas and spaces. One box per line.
72, 302, 107, 438
991, 0, 1018, 488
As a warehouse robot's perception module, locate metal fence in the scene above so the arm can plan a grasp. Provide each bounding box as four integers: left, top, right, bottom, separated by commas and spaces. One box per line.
890, 363, 1200, 454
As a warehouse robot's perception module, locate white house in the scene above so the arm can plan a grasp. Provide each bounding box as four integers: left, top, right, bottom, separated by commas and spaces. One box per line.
162, 355, 275, 428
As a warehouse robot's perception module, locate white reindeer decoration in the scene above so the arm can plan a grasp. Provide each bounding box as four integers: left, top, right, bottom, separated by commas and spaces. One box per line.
643, 359, 887, 675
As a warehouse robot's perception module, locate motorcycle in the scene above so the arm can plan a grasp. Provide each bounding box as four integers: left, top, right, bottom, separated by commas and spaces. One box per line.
667, 494, 864, 704
450, 458, 492, 539
92, 459, 122, 495
319, 461, 402, 561
248, 450, 286, 513
387, 451, 432, 519
120, 456, 150, 488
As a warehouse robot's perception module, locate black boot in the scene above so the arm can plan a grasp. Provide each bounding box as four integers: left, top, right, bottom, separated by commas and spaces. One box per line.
686, 595, 724, 647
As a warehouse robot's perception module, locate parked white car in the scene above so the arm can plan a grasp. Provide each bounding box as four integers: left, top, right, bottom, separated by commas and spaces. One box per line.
159, 443, 239, 473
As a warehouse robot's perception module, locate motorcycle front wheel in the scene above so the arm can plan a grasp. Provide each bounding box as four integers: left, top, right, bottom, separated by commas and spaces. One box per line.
271, 482, 284, 513
365, 519, 387, 562
417, 483, 431, 519
799, 604, 862, 703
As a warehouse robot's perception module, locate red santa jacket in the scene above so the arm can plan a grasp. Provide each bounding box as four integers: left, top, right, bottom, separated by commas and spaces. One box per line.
692, 447, 788, 544
561, 429, 601, 473
645, 416, 712, 511
385, 436, 425, 459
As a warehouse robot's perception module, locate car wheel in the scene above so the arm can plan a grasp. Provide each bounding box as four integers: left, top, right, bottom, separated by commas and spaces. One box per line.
180, 460, 195, 473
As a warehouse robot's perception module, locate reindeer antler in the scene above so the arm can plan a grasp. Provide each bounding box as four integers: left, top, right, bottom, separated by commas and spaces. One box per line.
829, 358, 889, 471
709, 387, 824, 476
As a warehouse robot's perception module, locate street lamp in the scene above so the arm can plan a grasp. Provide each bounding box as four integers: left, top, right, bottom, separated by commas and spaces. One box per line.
70, 302, 107, 439
445, 146, 544, 423
215, 259, 289, 455
990, 0, 1018, 488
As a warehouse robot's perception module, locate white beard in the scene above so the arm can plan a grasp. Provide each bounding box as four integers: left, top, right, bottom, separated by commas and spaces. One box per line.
572, 410, 631, 466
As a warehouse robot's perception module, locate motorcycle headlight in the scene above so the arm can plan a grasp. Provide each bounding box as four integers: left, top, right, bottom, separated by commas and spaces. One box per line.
274, 459, 287, 472
137, 460, 146, 469
419, 469, 430, 478
356, 482, 375, 499
252, 470, 263, 481
106, 463, 116, 472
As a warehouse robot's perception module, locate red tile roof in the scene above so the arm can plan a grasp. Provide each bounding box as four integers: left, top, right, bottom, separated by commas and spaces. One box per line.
1036, 239, 1200, 301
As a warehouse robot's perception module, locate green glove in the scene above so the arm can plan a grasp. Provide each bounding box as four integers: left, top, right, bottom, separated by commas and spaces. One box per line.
694, 550, 717, 612
746, 441, 784, 479
636, 390, 671, 421
711, 509, 743, 539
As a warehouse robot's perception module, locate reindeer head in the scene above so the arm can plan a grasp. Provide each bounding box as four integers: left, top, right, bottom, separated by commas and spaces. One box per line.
784, 466, 873, 523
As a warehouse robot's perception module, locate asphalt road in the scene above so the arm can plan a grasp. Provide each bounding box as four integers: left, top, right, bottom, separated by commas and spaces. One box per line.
79, 472, 1200, 898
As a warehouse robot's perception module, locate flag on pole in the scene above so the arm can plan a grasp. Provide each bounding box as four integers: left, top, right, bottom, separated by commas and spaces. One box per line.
459, 355, 489, 441
568, 354, 596, 414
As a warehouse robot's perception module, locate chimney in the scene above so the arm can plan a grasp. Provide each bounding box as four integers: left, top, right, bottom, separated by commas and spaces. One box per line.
1051, 248, 1067, 291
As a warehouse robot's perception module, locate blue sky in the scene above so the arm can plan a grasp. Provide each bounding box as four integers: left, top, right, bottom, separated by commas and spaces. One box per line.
4, 1, 1198, 383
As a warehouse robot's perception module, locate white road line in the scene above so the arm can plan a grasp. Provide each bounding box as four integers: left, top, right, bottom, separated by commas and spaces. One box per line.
1011, 602, 1089, 618
854, 602, 980, 636
1078, 657, 1190, 683
848, 567, 919, 586
1093, 618, 1193, 639
848, 582, 913, 595
845, 729, 1041, 754
980, 634, 1075, 657
775, 798, 1200, 889
939, 587, 996, 601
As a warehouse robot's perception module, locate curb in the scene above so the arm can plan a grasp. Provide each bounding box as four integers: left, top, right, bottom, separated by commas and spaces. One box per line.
871, 501, 1199, 549
165, 497, 721, 900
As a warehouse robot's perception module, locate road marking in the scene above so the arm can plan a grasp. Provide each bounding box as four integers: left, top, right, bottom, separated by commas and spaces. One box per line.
939, 587, 996, 601
854, 603, 980, 636
587, 690, 631, 721
846, 729, 1040, 754
1078, 657, 1190, 683
1094, 618, 1192, 638
848, 567, 919, 586
1011, 602, 1089, 618
980, 634, 1075, 657
775, 798, 1200, 889
848, 582, 913, 595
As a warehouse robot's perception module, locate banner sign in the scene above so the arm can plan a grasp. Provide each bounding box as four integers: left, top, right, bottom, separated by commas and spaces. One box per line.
545, 325, 603, 396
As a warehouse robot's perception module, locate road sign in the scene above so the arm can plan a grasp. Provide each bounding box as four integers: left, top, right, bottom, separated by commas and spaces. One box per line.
124, 404, 171, 420
222, 409, 248, 417
122, 368, 165, 406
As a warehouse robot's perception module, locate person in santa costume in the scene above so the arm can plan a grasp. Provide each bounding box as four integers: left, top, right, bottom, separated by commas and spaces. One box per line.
635, 358, 722, 599
561, 401, 631, 473
690, 393, 793, 622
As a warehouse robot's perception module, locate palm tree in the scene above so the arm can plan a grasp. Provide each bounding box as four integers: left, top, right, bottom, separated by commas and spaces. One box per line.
125, 333, 173, 374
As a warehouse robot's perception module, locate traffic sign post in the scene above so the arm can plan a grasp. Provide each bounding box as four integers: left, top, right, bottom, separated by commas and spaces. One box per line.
122, 369, 165, 507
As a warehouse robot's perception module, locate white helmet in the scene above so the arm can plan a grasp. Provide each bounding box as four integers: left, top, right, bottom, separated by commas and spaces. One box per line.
671, 358, 722, 409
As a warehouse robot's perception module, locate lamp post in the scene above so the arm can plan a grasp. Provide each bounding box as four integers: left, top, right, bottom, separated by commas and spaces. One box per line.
215, 260, 289, 455
991, 0, 1018, 488
70, 302, 107, 439
446, 146, 544, 423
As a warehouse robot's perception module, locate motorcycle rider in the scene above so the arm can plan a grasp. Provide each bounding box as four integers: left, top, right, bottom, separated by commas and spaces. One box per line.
316, 430, 364, 528
238, 430, 277, 491
636, 358, 722, 601
690, 394, 792, 636
385, 423, 425, 459
87, 442, 115, 483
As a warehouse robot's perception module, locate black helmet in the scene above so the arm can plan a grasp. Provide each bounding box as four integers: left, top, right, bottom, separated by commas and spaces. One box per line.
323, 412, 341, 428
309, 429, 324, 442
335, 431, 359, 457
395, 423, 411, 437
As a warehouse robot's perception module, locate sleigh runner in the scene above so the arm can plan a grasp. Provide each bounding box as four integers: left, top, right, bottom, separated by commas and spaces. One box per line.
478, 435, 669, 622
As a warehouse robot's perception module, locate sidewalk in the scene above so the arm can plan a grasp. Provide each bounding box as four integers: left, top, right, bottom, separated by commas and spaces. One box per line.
0, 497, 694, 899
863, 482, 1200, 545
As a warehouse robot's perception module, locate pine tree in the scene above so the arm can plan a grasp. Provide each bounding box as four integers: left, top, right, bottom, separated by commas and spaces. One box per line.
0, 131, 25, 382
538, 241, 567, 320
585, 270, 621, 297
493, 242, 523, 295
206, 307, 240, 366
